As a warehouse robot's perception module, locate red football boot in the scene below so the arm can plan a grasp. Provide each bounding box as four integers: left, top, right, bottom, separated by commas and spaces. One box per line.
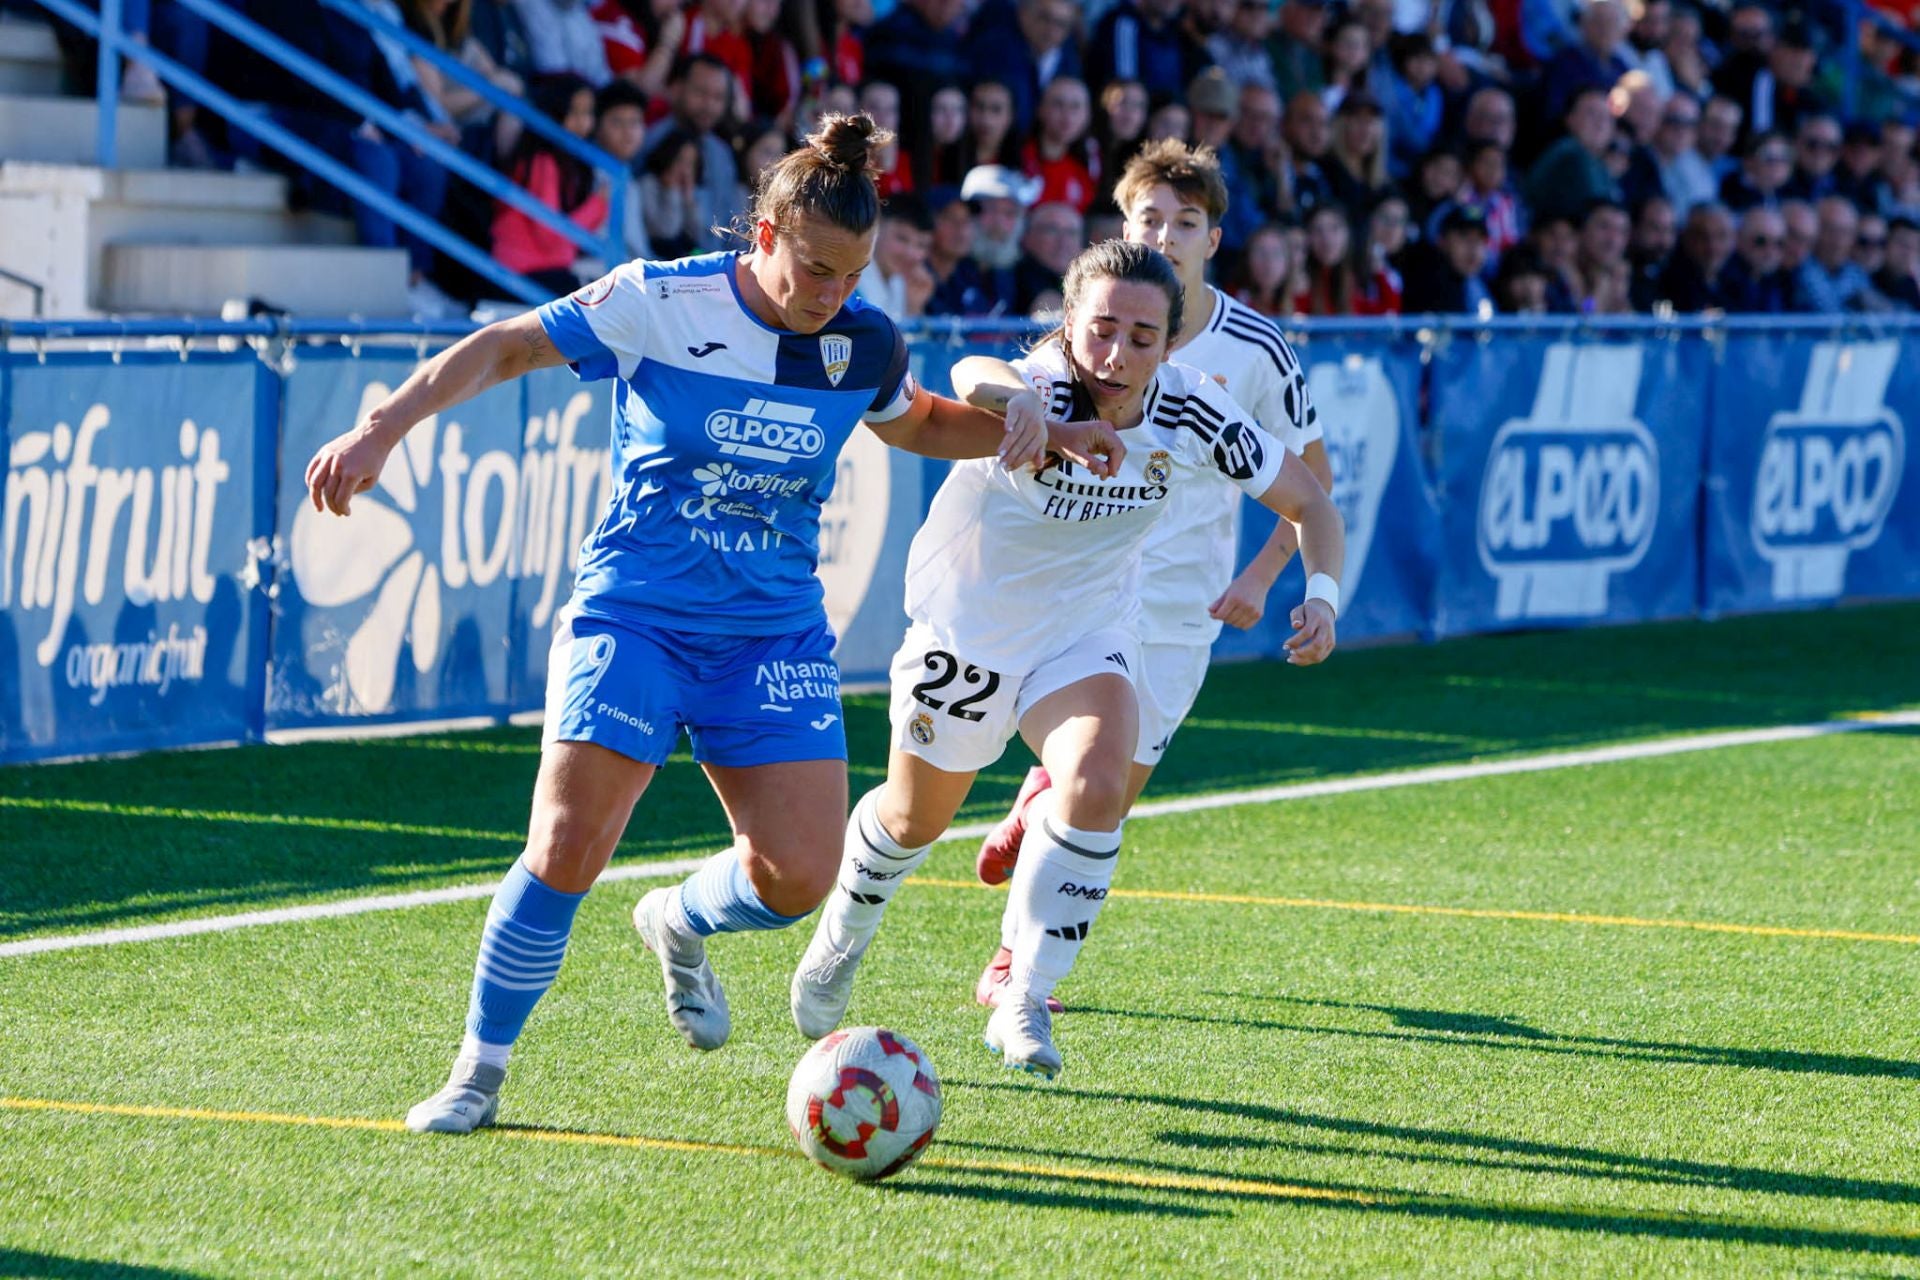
973, 945, 1065, 1012
976, 766, 1052, 886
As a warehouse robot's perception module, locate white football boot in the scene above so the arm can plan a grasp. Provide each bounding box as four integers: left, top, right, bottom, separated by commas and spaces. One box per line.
789, 888, 875, 1039
405, 1059, 505, 1134
632, 888, 731, 1051
984, 991, 1063, 1080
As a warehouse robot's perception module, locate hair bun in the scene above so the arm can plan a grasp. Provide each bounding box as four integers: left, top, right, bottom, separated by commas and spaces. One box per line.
810, 113, 891, 176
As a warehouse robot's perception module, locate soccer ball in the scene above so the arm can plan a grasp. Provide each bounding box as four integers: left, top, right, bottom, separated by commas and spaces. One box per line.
786, 1026, 942, 1182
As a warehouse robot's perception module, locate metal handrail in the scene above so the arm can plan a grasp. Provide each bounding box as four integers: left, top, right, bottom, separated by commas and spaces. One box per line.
30, 0, 549, 304
0, 268, 48, 317
314, 0, 626, 265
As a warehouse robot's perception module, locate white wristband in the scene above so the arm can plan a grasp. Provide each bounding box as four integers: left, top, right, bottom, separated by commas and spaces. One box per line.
1305, 573, 1340, 619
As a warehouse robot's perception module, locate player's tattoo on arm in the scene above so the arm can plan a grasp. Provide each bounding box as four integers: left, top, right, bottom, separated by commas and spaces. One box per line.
517, 320, 563, 372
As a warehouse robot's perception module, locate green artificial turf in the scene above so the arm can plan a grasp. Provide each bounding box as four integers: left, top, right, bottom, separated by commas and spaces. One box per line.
2, 604, 1917, 1277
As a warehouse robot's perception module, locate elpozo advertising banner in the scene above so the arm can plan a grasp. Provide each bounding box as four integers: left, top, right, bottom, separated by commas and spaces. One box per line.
1703, 335, 1920, 615
1, 353, 271, 762
1428, 334, 1710, 638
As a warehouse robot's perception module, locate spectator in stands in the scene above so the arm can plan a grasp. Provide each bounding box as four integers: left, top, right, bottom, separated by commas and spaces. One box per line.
1022, 77, 1102, 212
743, 0, 801, 131
1619, 0, 1672, 96
586, 1, 683, 99
1529, 213, 1582, 310
406, 0, 528, 160
823, 0, 870, 86
1661, 4, 1709, 100
1834, 122, 1889, 214
1324, 91, 1391, 214
1737, 23, 1827, 142
925, 188, 992, 315
1360, 195, 1408, 311
1650, 94, 1714, 219
1452, 141, 1522, 257
1525, 87, 1622, 225
1710, 3, 1773, 136
1408, 148, 1464, 238
926, 86, 970, 189
1461, 86, 1516, 152
1295, 205, 1359, 314
1231, 221, 1298, 316
965, 0, 1083, 136
1095, 80, 1152, 200
1572, 198, 1633, 311
1541, 0, 1629, 125
865, 0, 969, 151
1785, 114, 1842, 203
1854, 212, 1889, 279
1627, 194, 1675, 310
962, 80, 1021, 171
1209, 0, 1278, 90
1402, 204, 1492, 312
855, 192, 935, 317
1320, 19, 1374, 115
1879, 124, 1920, 220
1656, 200, 1735, 311
1086, 0, 1213, 103
641, 54, 738, 250
1722, 206, 1796, 311
1014, 200, 1085, 312
1383, 33, 1442, 179
1780, 199, 1816, 273
1797, 196, 1881, 311
492, 74, 608, 294
1186, 68, 1240, 151
859, 80, 913, 195
1349, 0, 1395, 87
469, 0, 534, 81
512, 0, 610, 85
636, 125, 707, 259
1268, 0, 1330, 102
594, 80, 650, 257
1697, 96, 1744, 183
1875, 216, 1920, 310
1719, 132, 1792, 213
1494, 245, 1554, 312
680, 1, 753, 119
1611, 72, 1667, 211
1220, 83, 1284, 251
1281, 90, 1337, 216
1147, 100, 1193, 142
960, 162, 1040, 311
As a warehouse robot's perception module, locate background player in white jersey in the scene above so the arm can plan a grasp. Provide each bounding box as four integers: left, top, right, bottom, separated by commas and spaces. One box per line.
303, 116, 1122, 1135
790, 241, 1343, 1077
972, 140, 1340, 1007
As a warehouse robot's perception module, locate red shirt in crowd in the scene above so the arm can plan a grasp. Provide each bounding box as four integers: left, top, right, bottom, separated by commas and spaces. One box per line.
682, 6, 755, 100
1020, 140, 1099, 214
592, 0, 648, 77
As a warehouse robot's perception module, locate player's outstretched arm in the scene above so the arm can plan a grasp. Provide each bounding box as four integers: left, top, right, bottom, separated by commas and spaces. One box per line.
870, 368, 1125, 477
1254, 450, 1345, 665
306, 313, 566, 516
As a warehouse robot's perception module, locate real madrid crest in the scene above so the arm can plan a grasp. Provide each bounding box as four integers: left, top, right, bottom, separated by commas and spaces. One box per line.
819, 333, 852, 387
909, 711, 936, 745
1145, 450, 1172, 485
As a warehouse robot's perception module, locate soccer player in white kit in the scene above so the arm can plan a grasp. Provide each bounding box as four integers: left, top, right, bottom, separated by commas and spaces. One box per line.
789, 240, 1344, 1077
972, 139, 1339, 1006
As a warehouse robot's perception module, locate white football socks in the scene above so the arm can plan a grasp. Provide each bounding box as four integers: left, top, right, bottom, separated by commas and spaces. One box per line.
827, 788, 933, 952
1006, 812, 1121, 1003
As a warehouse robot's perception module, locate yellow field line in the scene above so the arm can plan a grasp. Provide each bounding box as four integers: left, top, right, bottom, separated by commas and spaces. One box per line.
914, 880, 1920, 947
0, 795, 526, 844
0, 1096, 1372, 1203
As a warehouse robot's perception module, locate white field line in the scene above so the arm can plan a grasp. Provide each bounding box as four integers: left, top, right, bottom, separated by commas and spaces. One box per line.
5, 710, 1915, 961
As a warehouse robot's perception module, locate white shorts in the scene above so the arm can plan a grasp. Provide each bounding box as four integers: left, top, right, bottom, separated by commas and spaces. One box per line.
1135, 641, 1212, 767
887, 621, 1141, 774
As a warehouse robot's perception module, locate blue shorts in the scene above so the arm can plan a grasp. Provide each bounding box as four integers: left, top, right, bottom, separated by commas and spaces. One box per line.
542, 609, 847, 768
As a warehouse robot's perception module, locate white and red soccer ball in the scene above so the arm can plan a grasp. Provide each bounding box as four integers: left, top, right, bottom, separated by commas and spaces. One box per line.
786, 1026, 942, 1182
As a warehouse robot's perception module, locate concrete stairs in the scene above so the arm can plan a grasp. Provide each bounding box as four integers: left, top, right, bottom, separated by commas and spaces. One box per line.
0, 16, 419, 319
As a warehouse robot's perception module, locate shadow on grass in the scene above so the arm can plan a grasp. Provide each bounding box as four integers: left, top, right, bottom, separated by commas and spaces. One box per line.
1114, 998, 1920, 1082
886, 1177, 1224, 1218
3, 604, 1916, 936
0, 1251, 214, 1279
948, 1079, 1920, 1257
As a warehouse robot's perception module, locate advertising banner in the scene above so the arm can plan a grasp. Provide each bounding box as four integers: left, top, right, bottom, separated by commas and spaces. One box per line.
1, 353, 269, 762
1703, 335, 1920, 614
1428, 334, 1709, 638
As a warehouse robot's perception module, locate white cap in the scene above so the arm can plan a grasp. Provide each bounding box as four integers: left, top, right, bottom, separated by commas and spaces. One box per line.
959, 164, 1043, 207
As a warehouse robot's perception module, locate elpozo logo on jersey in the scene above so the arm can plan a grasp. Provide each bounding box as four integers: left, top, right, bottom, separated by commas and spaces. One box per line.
1476, 345, 1658, 621
288, 382, 609, 715
1750, 340, 1904, 602
705, 398, 828, 464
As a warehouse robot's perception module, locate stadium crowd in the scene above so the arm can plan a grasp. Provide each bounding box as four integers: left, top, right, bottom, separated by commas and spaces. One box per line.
29, 0, 1920, 315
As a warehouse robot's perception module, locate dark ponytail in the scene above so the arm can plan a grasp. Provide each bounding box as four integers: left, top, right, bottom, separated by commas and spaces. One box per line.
1036, 239, 1186, 367
738, 113, 893, 242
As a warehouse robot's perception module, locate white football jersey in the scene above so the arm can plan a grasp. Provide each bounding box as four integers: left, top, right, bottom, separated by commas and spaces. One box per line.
1137, 287, 1320, 645
903, 341, 1286, 674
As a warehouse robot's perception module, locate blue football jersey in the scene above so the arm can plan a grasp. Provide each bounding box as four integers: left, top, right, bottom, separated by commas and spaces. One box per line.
537, 253, 917, 635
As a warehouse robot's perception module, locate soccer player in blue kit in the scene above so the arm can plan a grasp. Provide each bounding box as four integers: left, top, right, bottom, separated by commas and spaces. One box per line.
303, 115, 1123, 1134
